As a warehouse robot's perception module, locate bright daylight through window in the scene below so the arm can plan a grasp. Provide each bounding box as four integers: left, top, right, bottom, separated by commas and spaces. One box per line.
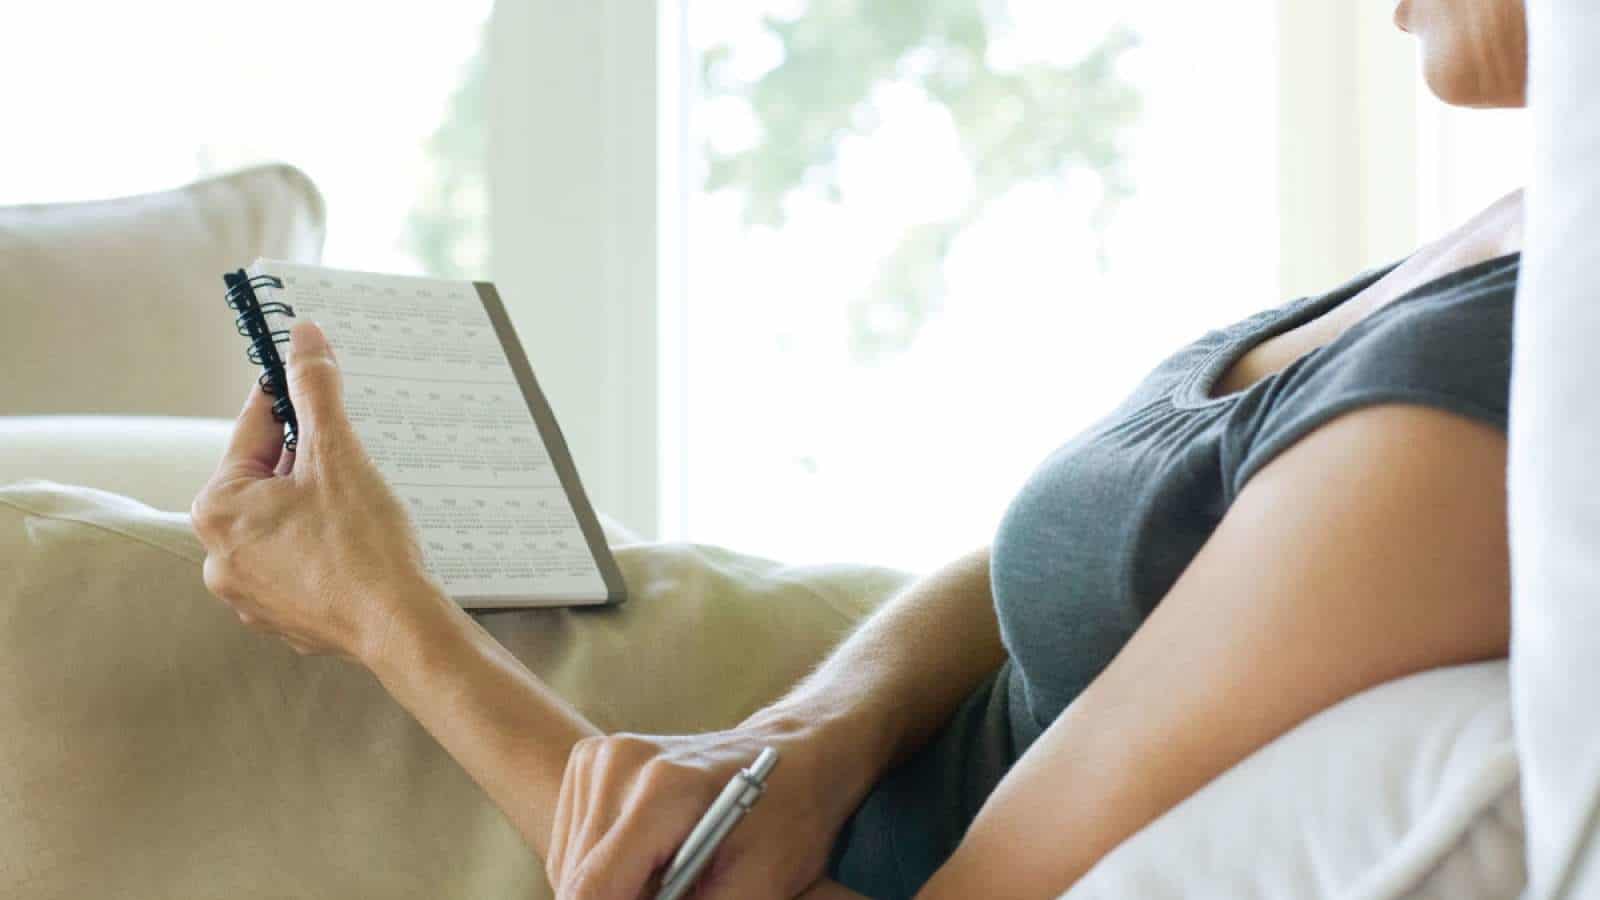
682, 1, 1279, 570
0, 1, 492, 279
9, 1, 1524, 575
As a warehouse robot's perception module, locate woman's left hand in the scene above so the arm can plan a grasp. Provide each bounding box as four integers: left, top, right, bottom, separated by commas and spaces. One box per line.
190, 320, 448, 662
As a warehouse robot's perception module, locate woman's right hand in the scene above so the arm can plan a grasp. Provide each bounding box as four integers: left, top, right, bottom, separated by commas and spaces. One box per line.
547, 712, 878, 900
191, 320, 449, 663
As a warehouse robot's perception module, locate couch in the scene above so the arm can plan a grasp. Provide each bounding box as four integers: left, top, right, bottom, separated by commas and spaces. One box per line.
0, 167, 1529, 898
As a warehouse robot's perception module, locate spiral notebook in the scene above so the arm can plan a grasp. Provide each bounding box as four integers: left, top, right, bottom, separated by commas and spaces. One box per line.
222, 259, 626, 610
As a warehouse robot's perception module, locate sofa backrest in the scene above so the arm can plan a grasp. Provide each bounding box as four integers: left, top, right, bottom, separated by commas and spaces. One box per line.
0, 164, 325, 419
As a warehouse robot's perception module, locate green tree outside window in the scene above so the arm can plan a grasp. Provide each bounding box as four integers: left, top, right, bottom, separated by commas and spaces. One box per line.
408, 4, 1141, 360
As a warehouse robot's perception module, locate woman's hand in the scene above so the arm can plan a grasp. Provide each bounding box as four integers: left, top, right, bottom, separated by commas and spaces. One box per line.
191, 320, 448, 662
548, 714, 874, 900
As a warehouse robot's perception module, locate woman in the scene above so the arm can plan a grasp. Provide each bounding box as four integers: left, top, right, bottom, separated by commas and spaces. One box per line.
189, 1, 1529, 898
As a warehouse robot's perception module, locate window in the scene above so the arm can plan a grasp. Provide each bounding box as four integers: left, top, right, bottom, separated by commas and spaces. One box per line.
680, 2, 1280, 570
9, 4, 1525, 570
0, 1, 491, 278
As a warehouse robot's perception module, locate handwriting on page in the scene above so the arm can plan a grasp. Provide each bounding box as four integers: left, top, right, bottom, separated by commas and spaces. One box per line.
260, 264, 607, 605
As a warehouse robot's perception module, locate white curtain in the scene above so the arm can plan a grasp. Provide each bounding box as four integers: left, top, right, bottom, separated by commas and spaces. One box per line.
1511, 3, 1600, 897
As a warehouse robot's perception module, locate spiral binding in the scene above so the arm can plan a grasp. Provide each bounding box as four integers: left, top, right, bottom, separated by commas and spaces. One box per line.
223, 269, 299, 450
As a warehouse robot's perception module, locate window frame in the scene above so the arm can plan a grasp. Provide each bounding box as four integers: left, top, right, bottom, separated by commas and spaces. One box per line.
486, 0, 685, 539
1277, 3, 1420, 299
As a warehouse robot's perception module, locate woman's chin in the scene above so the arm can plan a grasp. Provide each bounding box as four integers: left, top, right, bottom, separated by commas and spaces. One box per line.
1394, 0, 1412, 34
1421, 70, 1525, 110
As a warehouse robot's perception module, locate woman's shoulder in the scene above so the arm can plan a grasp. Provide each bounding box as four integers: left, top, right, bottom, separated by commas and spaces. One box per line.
1223, 254, 1518, 501
1318, 252, 1518, 396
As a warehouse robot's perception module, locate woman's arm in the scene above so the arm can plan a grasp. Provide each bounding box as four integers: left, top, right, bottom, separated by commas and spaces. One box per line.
746, 545, 1005, 792
916, 403, 1511, 898
366, 589, 598, 857
193, 322, 1008, 899
375, 544, 1005, 900
546, 547, 1006, 900
191, 323, 597, 857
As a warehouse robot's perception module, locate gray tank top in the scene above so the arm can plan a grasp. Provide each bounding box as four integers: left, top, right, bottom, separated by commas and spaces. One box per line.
828, 252, 1520, 900
992, 251, 1518, 756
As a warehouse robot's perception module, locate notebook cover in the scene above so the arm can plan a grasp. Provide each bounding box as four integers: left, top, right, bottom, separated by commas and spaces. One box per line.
468, 281, 628, 608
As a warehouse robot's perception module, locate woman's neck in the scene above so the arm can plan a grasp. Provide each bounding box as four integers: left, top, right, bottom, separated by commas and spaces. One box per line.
1341, 188, 1523, 324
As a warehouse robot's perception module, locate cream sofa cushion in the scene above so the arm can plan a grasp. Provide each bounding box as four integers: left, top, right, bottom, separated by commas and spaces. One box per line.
0, 480, 905, 899
0, 416, 232, 513
0, 164, 324, 419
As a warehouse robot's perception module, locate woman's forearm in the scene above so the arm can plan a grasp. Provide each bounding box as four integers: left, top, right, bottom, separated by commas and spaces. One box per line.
192, 330, 599, 864
360, 545, 1000, 882
362, 545, 1002, 885
744, 547, 1006, 796
194, 332, 1000, 895
363, 586, 597, 860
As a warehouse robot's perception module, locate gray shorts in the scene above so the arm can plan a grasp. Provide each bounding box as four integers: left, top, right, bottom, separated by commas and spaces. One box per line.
827, 668, 1015, 899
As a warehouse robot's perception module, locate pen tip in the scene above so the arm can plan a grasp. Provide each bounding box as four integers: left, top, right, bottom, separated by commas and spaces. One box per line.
749, 747, 780, 781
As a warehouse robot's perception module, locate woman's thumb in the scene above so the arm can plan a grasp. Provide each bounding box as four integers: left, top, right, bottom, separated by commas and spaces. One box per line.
284, 320, 349, 448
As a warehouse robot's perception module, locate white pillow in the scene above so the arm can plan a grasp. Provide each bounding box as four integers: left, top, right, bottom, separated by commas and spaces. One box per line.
0, 164, 325, 419
1064, 661, 1523, 899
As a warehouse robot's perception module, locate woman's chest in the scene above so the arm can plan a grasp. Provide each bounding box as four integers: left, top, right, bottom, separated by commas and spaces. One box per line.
989, 401, 1237, 725
992, 403, 1233, 611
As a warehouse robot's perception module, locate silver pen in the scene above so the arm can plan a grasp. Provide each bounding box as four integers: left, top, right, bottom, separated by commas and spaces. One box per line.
653, 747, 780, 900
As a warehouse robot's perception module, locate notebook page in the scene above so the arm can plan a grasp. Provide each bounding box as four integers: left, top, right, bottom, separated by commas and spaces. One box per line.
253, 260, 610, 607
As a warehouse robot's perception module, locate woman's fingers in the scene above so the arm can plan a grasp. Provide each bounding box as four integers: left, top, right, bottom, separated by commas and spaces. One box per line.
191, 320, 446, 664
557, 738, 670, 900
549, 731, 828, 900
217, 382, 287, 481
549, 757, 578, 885
565, 796, 700, 900
283, 320, 350, 456
552, 739, 596, 888
562, 744, 726, 900
568, 758, 627, 882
